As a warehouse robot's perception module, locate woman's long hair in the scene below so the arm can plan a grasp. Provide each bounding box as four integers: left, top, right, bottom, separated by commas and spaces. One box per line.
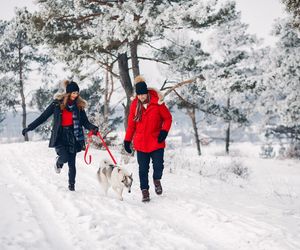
134, 94, 150, 122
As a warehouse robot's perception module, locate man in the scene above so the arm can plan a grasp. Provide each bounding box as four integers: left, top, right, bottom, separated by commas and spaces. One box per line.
124, 76, 172, 202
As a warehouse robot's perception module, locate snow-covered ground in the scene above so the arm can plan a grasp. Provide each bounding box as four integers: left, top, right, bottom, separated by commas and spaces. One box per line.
0, 141, 299, 250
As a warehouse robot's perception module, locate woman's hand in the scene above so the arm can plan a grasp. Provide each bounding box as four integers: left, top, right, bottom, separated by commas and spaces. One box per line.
91, 127, 99, 135
22, 128, 30, 136
124, 140, 132, 154
158, 130, 168, 143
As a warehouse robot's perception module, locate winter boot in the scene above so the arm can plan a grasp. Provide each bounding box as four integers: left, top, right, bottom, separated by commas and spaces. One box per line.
68, 184, 75, 191
153, 179, 163, 195
54, 156, 63, 174
141, 189, 150, 202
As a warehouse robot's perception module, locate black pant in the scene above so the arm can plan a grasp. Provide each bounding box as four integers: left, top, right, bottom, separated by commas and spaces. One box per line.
137, 148, 164, 190
55, 145, 77, 185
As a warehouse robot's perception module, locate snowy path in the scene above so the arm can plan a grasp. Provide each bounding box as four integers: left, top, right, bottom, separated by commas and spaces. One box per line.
0, 141, 299, 250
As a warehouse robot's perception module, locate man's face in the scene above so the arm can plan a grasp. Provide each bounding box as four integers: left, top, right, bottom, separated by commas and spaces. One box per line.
137, 94, 148, 103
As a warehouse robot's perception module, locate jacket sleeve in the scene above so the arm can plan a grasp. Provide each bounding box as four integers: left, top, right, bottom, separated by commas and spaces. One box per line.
159, 103, 172, 132
27, 101, 56, 131
124, 100, 137, 142
80, 109, 97, 131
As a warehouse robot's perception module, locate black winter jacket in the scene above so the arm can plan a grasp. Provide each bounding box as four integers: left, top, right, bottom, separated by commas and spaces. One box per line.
27, 99, 97, 149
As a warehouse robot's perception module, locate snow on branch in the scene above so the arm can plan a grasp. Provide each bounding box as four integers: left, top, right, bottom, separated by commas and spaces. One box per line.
161, 75, 205, 97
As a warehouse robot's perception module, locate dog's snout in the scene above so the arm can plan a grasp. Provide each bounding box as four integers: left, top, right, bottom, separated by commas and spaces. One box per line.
128, 189, 131, 193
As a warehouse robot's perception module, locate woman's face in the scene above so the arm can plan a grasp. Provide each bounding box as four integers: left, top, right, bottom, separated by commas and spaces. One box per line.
137, 94, 148, 103
70, 91, 79, 101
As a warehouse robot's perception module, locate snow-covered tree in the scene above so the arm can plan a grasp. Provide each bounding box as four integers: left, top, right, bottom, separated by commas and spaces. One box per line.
80, 76, 122, 146
156, 36, 211, 155
0, 8, 51, 141
155, 2, 253, 155
29, 86, 58, 139
31, 0, 236, 128
282, 0, 300, 31
0, 76, 19, 130
261, 17, 300, 143
206, 9, 260, 154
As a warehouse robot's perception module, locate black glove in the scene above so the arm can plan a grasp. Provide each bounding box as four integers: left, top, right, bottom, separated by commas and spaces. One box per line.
124, 140, 132, 154
91, 127, 99, 135
158, 130, 168, 143
22, 127, 30, 136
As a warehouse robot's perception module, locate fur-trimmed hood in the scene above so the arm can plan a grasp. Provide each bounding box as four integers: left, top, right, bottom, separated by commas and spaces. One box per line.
130, 87, 164, 105
53, 90, 87, 110
53, 91, 65, 101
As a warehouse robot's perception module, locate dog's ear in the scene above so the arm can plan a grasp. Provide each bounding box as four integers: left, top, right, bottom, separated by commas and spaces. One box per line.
130, 173, 133, 177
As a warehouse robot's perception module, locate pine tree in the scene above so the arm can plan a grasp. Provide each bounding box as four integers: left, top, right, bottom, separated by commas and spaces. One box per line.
80, 76, 122, 146
30, 86, 58, 139
282, 0, 300, 30
31, 0, 237, 129
262, 17, 300, 143
156, 36, 211, 156
206, 9, 259, 154
155, 2, 252, 155
0, 8, 51, 141
0, 76, 19, 130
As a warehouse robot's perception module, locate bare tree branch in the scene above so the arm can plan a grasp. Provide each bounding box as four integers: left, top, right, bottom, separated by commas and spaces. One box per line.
87, 0, 117, 7
135, 56, 170, 65
85, 54, 120, 78
173, 89, 197, 108
160, 79, 168, 91
162, 75, 205, 97
144, 41, 165, 52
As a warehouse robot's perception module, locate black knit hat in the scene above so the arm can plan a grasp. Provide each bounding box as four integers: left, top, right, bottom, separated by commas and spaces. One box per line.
135, 81, 148, 95
66, 81, 80, 93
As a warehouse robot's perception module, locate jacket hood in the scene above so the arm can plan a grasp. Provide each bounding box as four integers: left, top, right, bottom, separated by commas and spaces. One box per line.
131, 87, 164, 105
53, 91, 65, 101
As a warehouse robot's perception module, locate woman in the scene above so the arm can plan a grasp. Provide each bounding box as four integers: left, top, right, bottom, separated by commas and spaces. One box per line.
22, 80, 98, 191
124, 76, 172, 202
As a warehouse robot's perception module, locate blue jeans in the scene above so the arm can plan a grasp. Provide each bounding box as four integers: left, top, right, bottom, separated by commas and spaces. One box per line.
137, 148, 164, 190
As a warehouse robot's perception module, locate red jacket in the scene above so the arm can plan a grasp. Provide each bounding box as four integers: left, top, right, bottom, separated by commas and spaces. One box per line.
125, 89, 172, 153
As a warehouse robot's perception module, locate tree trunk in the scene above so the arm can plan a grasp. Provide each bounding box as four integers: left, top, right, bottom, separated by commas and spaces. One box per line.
118, 53, 133, 129
187, 107, 201, 156
104, 63, 109, 125
130, 39, 140, 78
225, 121, 231, 154
18, 44, 28, 141
225, 96, 231, 154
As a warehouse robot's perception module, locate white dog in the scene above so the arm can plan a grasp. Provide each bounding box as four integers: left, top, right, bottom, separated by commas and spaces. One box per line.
97, 159, 133, 201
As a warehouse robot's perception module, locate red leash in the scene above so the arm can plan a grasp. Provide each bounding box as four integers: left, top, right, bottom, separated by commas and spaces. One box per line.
84, 131, 117, 165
